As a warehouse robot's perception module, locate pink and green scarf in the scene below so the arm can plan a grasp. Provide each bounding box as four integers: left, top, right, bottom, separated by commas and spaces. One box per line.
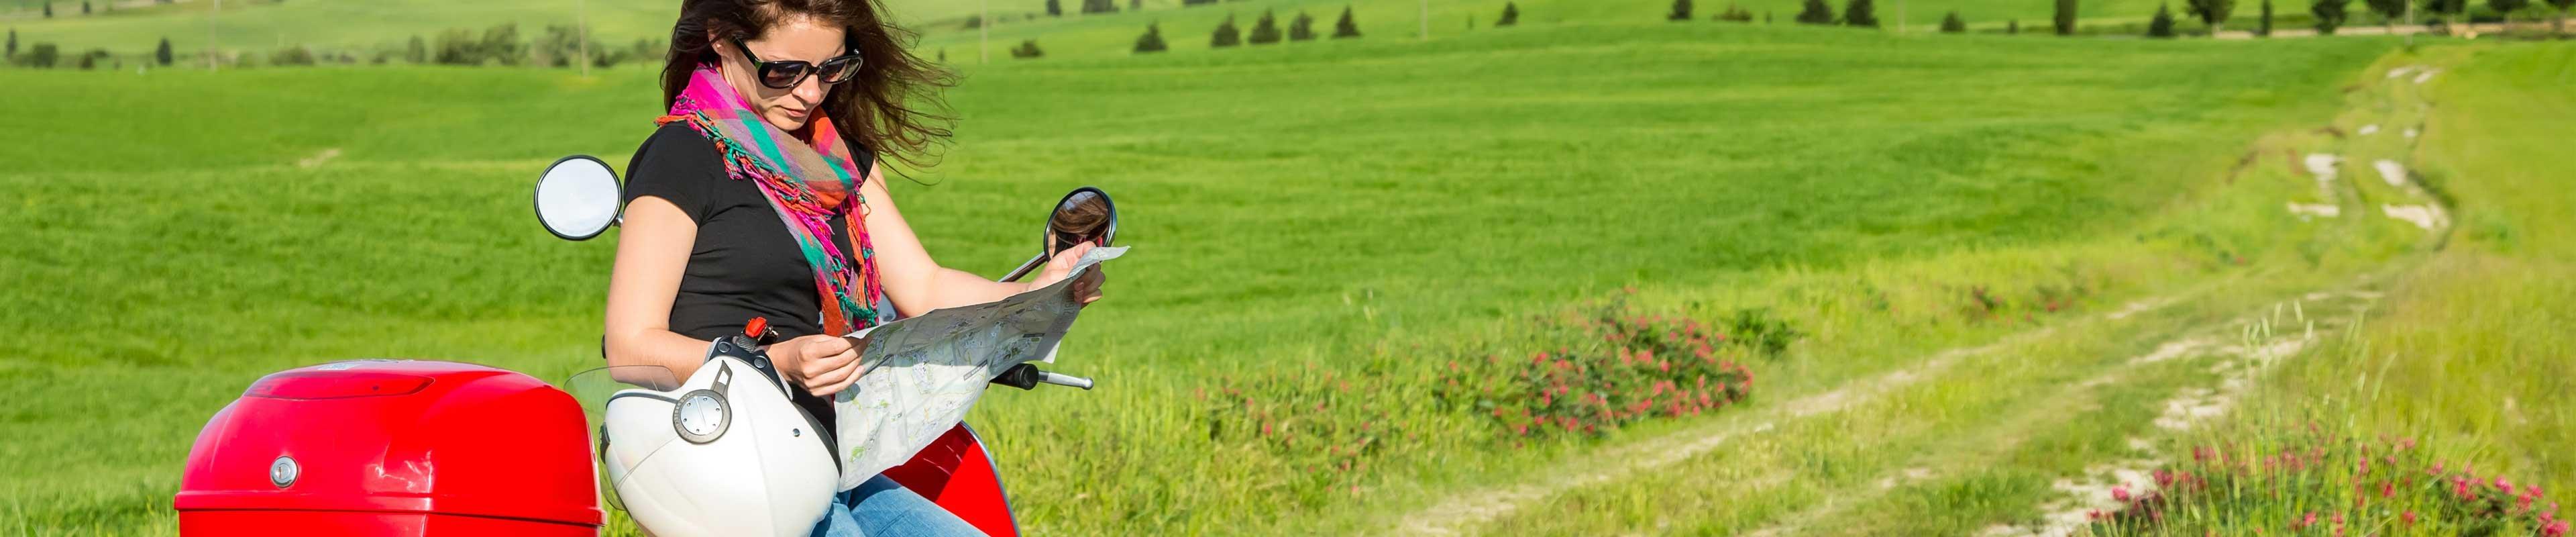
658, 63, 887, 336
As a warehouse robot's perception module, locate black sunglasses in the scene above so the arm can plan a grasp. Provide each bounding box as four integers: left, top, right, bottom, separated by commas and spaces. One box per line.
729, 38, 863, 89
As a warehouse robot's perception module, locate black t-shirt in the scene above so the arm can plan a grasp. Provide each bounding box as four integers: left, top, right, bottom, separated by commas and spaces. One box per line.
623, 122, 875, 423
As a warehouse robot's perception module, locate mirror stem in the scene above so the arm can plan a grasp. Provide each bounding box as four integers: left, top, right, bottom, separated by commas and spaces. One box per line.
1000, 254, 1047, 283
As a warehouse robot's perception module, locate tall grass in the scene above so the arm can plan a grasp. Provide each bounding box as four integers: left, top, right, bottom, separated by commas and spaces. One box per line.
2089, 42, 2576, 536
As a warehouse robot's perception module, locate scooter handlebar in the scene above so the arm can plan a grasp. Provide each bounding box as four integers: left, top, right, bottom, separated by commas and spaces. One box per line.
991, 363, 1095, 391
1036, 371, 1093, 390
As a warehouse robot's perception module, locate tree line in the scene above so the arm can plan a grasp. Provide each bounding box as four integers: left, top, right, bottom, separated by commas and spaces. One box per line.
3, 23, 666, 70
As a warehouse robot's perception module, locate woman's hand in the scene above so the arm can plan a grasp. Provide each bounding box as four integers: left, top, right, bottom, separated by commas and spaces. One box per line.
1024, 242, 1107, 305
765, 334, 869, 397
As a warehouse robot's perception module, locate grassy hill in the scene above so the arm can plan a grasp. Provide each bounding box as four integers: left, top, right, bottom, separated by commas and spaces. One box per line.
0, 0, 2182, 60
0, 17, 2417, 534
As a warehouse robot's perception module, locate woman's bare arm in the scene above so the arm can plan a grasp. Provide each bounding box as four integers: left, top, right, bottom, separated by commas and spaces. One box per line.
604, 195, 866, 393
602, 196, 721, 381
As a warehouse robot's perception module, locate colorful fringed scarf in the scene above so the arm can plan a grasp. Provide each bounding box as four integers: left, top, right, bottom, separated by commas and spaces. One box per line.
659, 63, 887, 336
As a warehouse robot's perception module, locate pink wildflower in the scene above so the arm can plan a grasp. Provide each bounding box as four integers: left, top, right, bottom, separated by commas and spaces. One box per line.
2400, 511, 2418, 526
2112, 486, 2132, 501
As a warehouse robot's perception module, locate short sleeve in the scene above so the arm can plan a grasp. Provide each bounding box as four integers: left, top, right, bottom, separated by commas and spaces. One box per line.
624, 123, 726, 224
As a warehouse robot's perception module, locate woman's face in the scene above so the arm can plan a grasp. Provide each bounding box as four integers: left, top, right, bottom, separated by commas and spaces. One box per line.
716, 16, 848, 132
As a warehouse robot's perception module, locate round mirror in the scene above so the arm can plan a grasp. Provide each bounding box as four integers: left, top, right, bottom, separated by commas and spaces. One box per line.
535, 155, 623, 241
1046, 187, 1118, 254
1002, 187, 1118, 282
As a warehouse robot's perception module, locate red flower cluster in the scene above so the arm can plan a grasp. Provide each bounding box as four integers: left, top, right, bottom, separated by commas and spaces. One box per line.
2094, 428, 2567, 535
1438, 303, 1757, 440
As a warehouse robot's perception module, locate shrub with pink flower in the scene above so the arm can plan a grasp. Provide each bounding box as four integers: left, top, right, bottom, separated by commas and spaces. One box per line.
2090, 424, 2567, 536
1433, 297, 1768, 440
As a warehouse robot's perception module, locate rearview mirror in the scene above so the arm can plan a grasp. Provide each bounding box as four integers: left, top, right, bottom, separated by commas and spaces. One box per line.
535, 155, 623, 241
1002, 187, 1118, 282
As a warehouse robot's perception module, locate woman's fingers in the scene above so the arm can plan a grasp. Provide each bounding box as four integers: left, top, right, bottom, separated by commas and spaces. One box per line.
804, 362, 853, 393
1073, 267, 1106, 304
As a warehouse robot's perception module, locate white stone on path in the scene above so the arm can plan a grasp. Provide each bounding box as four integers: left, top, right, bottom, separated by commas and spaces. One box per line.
2387, 66, 2414, 79
2304, 154, 2343, 198
2359, 124, 2380, 136
2304, 154, 2342, 180
2415, 70, 2440, 84
2383, 204, 2448, 231
2405, 128, 2420, 140
2373, 160, 2409, 187
2288, 202, 2342, 219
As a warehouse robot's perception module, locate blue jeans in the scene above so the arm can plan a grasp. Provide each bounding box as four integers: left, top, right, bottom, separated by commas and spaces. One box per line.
810, 473, 986, 537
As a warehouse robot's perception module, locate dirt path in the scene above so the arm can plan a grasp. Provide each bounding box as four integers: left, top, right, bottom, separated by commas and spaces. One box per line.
1391, 293, 2192, 535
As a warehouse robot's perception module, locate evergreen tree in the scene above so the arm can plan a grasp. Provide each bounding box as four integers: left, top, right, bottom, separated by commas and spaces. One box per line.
2147, 3, 2178, 36
1248, 9, 1282, 44
2419, 0, 2465, 23
1333, 5, 1362, 38
1941, 10, 1967, 31
1135, 22, 1168, 52
156, 36, 172, 65
6, 29, 15, 58
2548, 0, 2571, 34
2488, 0, 2527, 20
406, 35, 427, 63
1671, 0, 1695, 20
2365, 0, 2407, 30
1290, 11, 1318, 40
1843, 0, 1878, 26
2185, 0, 2236, 34
2008, 18, 2021, 32
1796, 0, 1836, 23
1498, 2, 1519, 26
2257, 0, 2273, 35
1047, 0, 1062, 17
30, 42, 56, 66
1212, 13, 1242, 47
1719, 3, 1756, 21
2055, 0, 2079, 34
1083, 0, 1118, 14
2312, 0, 2352, 33
81, 1, 89, 15
44, 1, 54, 18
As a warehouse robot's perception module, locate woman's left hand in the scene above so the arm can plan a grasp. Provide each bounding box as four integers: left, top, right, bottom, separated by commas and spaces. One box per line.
1024, 241, 1106, 305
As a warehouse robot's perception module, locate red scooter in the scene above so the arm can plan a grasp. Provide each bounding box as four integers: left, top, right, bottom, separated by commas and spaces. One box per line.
172, 156, 1112, 536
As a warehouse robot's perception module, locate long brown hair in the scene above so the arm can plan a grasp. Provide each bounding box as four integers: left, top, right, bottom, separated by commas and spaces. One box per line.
661, 0, 955, 175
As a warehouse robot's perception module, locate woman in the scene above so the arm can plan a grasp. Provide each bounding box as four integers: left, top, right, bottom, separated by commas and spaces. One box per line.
604, 0, 1101, 534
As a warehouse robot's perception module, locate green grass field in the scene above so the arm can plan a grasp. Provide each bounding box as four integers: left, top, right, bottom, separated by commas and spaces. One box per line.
0, 0, 2208, 60
4, 1, 2573, 534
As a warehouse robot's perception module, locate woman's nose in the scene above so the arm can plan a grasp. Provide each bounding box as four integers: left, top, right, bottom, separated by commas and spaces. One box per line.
795, 76, 828, 105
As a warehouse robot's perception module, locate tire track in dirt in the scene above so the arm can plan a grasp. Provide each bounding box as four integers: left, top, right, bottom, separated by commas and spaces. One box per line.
1981, 290, 2383, 537
1391, 292, 2199, 536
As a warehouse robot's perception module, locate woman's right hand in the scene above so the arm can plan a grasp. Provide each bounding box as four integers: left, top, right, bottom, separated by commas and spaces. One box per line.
766, 334, 867, 397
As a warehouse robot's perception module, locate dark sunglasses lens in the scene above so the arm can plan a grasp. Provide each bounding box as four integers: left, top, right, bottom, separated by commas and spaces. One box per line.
818, 57, 863, 83
760, 63, 810, 88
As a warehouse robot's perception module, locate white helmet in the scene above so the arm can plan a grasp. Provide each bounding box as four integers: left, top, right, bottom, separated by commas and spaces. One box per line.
592, 337, 839, 537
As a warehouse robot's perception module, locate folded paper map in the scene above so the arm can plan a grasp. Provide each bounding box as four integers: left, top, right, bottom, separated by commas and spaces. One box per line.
832, 246, 1125, 490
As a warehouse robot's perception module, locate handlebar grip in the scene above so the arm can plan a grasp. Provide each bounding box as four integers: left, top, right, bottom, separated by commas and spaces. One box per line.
1036, 371, 1093, 390
991, 363, 1043, 390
